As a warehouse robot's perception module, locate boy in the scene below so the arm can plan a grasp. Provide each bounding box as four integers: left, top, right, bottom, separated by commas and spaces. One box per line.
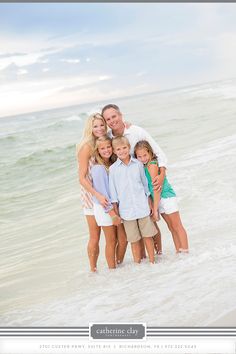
109, 136, 156, 263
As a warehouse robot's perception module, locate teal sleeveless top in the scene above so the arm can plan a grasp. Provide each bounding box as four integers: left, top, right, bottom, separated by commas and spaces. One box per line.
144, 160, 176, 200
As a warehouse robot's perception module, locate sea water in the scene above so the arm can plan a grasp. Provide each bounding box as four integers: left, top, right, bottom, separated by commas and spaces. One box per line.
0, 78, 236, 326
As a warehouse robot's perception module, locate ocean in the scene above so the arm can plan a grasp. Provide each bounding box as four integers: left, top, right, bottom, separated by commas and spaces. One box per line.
0, 78, 236, 327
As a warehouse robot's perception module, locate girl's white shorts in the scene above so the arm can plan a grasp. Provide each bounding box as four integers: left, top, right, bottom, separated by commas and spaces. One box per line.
159, 197, 179, 215
93, 203, 113, 227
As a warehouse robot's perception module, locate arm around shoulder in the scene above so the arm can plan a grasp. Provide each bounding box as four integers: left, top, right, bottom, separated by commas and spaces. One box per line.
137, 125, 168, 168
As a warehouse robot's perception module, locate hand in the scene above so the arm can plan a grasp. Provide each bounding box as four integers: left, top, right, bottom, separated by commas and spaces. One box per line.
124, 121, 132, 129
152, 175, 163, 192
112, 215, 122, 226
151, 210, 160, 222
97, 193, 109, 208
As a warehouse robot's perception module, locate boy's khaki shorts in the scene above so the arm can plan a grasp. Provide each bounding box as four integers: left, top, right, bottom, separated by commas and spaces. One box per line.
123, 216, 157, 243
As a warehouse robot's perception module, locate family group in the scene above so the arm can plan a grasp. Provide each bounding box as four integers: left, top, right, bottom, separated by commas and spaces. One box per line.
76, 104, 189, 272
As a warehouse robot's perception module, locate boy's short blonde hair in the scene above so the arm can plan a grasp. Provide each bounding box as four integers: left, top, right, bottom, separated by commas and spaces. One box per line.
112, 136, 130, 150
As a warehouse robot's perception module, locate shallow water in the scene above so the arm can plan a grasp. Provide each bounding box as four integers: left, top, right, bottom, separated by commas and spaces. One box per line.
0, 78, 236, 326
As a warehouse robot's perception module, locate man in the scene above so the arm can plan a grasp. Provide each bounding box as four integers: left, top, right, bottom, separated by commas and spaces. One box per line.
101, 104, 167, 190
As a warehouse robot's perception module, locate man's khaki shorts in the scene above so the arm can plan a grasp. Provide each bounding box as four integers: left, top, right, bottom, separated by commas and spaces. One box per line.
123, 216, 157, 243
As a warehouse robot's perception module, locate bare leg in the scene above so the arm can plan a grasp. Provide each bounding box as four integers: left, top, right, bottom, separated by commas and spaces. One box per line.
131, 241, 142, 263
143, 237, 155, 263
116, 224, 128, 264
162, 212, 189, 252
153, 223, 162, 254
140, 238, 146, 259
102, 225, 117, 269
161, 213, 181, 252
85, 215, 101, 272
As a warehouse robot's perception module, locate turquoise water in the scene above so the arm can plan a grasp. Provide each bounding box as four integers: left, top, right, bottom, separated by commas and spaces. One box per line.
0, 79, 236, 326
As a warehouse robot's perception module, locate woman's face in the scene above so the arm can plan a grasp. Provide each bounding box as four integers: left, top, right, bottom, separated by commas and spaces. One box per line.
92, 119, 106, 138
98, 141, 113, 160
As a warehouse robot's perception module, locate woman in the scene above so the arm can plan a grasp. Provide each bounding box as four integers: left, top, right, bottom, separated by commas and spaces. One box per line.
76, 113, 109, 272
76, 113, 127, 272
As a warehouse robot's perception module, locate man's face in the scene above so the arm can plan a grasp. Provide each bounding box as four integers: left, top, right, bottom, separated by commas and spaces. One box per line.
102, 108, 123, 130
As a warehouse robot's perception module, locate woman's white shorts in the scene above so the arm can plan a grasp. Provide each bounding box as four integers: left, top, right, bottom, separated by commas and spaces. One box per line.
83, 207, 94, 216
159, 197, 179, 215
93, 203, 113, 227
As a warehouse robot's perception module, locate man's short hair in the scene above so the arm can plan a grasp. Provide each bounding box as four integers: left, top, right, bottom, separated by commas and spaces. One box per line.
101, 104, 120, 116
112, 136, 130, 150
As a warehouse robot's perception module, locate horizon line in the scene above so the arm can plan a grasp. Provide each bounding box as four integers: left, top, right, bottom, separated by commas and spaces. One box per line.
1, 76, 235, 120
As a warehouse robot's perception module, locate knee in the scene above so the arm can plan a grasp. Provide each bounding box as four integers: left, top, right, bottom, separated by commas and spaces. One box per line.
167, 223, 174, 233
110, 237, 117, 247
88, 238, 99, 249
171, 223, 182, 234
119, 239, 128, 247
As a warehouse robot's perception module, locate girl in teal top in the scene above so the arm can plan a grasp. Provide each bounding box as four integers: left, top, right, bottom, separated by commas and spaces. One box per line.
145, 161, 176, 201
134, 140, 189, 254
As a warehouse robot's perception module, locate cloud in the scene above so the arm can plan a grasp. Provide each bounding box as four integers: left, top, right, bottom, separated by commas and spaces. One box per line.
60, 58, 80, 64
136, 71, 147, 77
0, 73, 112, 117
1, 3, 236, 117
0, 52, 27, 58
98, 75, 111, 81
0, 52, 43, 71
0, 33, 78, 71
18, 69, 28, 75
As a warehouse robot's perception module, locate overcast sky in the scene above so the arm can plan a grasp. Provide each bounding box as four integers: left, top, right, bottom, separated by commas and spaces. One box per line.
1, 3, 236, 117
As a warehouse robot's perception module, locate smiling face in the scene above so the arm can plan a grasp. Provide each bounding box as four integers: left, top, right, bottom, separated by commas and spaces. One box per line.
92, 118, 106, 138
135, 147, 151, 165
102, 108, 124, 132
97, 140, 113, 160
113, 143, 130, 162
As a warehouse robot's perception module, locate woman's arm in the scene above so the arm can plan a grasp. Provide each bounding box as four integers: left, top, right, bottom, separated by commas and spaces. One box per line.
76, 144, 109, 207
138, 126, 167, 190
91, 165, 121, 226
152, 167, 166, 192
148, 163, 161, 221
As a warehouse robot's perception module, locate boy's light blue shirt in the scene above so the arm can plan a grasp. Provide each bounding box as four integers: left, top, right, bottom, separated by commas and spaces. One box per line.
109, 156, 151, 221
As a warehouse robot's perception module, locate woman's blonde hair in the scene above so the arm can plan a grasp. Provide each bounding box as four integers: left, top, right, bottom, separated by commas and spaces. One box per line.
76, 113, 107, 153
94, 135, 117, 166
134, 140, 157, 161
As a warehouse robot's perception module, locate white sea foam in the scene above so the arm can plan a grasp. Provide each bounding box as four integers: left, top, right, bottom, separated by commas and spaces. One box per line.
63, 115, 82, 122
183, 80, 236, 99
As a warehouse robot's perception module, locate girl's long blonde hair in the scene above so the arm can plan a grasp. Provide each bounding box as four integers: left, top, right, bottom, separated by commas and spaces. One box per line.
94, 135, 117, 167
76, 113, 107, 153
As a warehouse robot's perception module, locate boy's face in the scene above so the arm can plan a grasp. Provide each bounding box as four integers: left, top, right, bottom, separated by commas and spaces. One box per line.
114, 143, 130, 161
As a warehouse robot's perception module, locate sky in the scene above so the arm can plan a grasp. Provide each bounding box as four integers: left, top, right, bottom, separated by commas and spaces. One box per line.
1, 3, 236, 117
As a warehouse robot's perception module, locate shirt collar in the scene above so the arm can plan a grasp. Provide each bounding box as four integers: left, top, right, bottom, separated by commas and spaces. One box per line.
109, 125, 130, 138
116, 156, 137, 166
